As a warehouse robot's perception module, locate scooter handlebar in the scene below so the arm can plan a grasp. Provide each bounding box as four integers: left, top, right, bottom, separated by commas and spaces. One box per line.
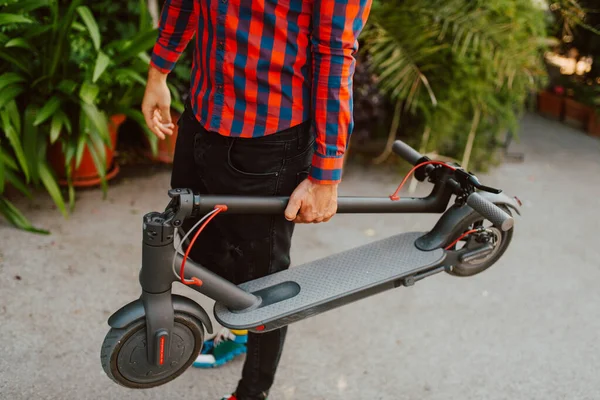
392, 140, 423, 166
466, 192, 514, 231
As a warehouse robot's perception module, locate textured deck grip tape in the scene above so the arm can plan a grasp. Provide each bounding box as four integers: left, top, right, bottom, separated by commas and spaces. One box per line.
215, 232, 444, 329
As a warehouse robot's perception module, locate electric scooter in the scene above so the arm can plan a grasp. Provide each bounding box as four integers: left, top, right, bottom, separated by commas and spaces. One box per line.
101, 139, 520, 389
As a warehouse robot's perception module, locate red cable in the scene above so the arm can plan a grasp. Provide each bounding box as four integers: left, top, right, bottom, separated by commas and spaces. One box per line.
179, 205, 227, 286
444, 229, 480, 250
389, 161, 456, 201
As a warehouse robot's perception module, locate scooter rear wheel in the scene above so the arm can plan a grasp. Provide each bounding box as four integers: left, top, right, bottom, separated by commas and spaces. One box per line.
446, 205, 514, 277
100, 312, 204, 389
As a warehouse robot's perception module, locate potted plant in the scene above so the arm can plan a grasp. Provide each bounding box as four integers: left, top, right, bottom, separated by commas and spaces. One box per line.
359, 0, 548, 170
0, 0, 157, 231
88, 0, 185, 164
0, 1, 113, 231
49, 4, 159, 187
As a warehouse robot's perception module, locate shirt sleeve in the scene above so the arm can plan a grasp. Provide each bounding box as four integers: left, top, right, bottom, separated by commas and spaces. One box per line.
150, 0, 197, 74
309, 0, 372, 184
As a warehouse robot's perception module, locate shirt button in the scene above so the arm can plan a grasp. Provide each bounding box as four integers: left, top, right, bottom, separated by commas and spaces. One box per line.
218, 42, 224, 50
221, 0, 227, 3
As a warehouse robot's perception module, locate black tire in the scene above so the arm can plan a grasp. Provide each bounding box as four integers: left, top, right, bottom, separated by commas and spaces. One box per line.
100, 312, 204, 389
446, 205, 514, 277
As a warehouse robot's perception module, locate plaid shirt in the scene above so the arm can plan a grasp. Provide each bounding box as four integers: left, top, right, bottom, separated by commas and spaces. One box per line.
150, 0, 371, 184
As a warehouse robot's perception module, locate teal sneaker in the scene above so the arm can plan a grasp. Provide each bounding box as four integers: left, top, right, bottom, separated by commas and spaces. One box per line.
193, 328, 248, 368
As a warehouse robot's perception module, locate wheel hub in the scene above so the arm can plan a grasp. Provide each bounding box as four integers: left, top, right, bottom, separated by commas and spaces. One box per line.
462, 227, 502, 266
117, 324, 197, 384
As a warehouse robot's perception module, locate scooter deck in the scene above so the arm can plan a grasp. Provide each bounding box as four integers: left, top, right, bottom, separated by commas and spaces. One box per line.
214, 232, 445, 332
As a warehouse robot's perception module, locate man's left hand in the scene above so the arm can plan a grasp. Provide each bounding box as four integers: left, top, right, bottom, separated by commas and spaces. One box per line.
284, 179, 338, 223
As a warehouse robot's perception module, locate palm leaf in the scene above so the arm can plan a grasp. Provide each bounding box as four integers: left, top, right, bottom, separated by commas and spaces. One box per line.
86, 136, 108, 195
0, 110, 29, 181
0, 49, 31, 75
38, 161, 67, 217
49, 111, 65, 143
3, 168, 32, 198
81, 102, 109, 144
0, 74, 26, 93
57, 79, 78, 96
0, 14, 32, 25
93, 51, 110, 83
74, 132, 87, 169
49, 0, 84, 77
0, 197, 49, 234
22, 105, 40, 183
111, 29, 158, 65
76, 6, 101, 50
0, 147, 17, 171
79, 81, 99, 104
0, 85, 24, 109
115, 68, 147, 86
2, 0, 51, 14
33, 96, 61, 126
4, 37, 35, 51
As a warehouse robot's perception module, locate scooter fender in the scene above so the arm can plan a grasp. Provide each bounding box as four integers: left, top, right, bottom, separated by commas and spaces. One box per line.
107, 294, 214, 334
415, 191, 520, 251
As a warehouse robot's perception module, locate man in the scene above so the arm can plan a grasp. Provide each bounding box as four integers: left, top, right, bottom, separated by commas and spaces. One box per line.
142, 0, 371, 399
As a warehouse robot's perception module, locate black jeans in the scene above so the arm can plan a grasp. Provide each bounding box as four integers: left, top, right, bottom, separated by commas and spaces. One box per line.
170, 105, 314, 400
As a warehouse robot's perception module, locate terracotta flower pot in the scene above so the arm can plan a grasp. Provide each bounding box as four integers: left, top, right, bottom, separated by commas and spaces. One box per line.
49, 114, 125, 187
588, 112, 600, 138
563, 98, 593, 130
146, 109, 181, 164
537, 90, 564, 120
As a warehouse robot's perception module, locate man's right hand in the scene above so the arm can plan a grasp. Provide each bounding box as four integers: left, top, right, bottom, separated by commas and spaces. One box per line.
142, 67, 174, 140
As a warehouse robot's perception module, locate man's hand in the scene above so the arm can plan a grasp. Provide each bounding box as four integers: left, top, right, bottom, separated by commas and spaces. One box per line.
284, 179, 338, 223
142, 67, 174, 140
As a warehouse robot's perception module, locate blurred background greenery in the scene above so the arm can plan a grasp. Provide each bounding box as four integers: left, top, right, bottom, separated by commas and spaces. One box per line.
0, 0, 598, 232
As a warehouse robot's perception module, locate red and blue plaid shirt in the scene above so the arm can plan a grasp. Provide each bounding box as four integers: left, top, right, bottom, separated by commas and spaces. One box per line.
150, 0, 372, 183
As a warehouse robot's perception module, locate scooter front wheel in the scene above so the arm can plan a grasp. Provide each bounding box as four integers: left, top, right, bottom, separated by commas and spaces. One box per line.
100, 312, 204, 389
446, 205, 514, 277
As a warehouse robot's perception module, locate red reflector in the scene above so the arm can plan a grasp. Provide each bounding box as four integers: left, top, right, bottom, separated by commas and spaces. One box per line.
159, 336, 165, 365
255, 325, 265, 331
514, 196, 522, 207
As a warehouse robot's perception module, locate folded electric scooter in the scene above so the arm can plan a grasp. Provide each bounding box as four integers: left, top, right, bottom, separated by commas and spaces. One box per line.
101, 139, 520, 388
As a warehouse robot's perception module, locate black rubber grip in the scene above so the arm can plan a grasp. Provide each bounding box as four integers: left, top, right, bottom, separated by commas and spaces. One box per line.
467, 192, 514, 231
392, 140, 422, 166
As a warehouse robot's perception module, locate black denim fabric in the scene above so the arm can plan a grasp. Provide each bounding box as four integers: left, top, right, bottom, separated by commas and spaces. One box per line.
170, 103, 314, 399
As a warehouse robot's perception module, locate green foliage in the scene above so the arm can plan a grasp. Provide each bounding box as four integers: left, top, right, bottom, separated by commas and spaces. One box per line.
547, 1, 600, 114
361, 0, 549, 170
0, 0, 157, 232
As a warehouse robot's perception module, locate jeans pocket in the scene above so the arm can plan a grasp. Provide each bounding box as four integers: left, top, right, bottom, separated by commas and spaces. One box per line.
226, 138, 285, 177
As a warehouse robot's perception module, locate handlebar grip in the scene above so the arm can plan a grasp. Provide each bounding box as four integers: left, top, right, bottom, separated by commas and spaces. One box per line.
392, 140, 423, 166
467, 192, 514, 231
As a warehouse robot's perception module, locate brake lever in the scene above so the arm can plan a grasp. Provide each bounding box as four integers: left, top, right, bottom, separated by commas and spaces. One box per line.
453, 169, 502, 194
467, 174, 502, 194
